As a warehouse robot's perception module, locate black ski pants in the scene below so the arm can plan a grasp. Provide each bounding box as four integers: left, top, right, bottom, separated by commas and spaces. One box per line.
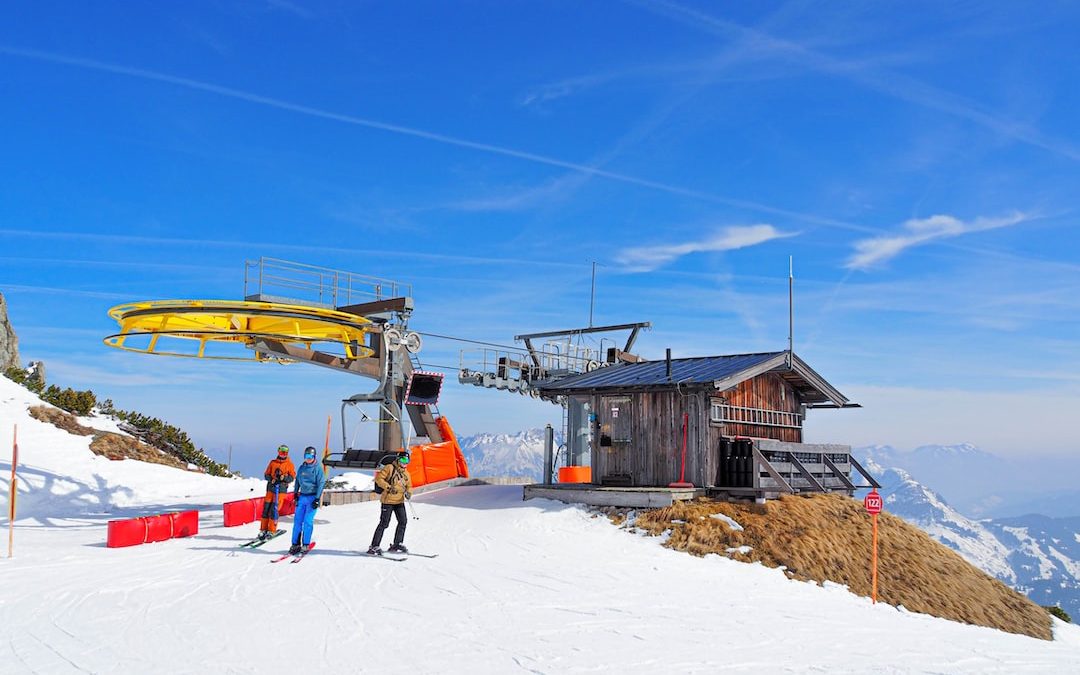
371, 503, 407, 548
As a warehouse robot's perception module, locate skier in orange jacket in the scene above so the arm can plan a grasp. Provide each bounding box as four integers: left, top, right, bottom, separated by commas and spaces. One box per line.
258, 444, 296, 541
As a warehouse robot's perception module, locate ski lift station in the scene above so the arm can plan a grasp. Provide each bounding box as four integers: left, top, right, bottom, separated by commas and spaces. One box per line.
104, 257, 877, 508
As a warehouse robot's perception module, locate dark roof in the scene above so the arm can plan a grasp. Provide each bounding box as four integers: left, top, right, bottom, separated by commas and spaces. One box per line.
537, 351, 851, 407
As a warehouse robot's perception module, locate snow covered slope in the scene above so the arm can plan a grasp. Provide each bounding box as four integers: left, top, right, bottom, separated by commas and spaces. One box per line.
2, 386, 1079, 672
0, 375, 263, 523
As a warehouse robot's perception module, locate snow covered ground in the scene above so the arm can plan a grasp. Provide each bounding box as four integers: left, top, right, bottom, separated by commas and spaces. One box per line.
2, 378, 1080, 673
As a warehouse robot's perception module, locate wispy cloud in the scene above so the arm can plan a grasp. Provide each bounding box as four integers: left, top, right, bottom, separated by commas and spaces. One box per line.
264, 0, 314, 19
0, 45, 868, 232
616, 224, 796, 272
450, 172, 592, 212
625, 0, 1080, 161
846, 212, 1031, 269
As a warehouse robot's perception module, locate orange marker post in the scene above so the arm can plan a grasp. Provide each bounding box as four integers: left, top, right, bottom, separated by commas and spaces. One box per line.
322, 415, 332, 472
8, 425, 17, 558
864, 489, 883, 603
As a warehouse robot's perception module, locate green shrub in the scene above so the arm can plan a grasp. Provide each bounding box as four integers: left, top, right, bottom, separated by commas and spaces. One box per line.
1044, 605, 1072, 623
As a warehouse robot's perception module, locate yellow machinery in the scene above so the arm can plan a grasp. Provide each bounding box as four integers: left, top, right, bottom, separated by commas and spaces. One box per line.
104, 299, 374, 361
103, 258, 444, 469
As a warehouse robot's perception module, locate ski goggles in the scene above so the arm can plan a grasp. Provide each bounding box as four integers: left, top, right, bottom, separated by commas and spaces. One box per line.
397, 455, 411, 465
277, 445, 289, 455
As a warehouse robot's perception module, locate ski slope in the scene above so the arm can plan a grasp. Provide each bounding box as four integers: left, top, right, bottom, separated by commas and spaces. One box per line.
2, 379, 1080, 673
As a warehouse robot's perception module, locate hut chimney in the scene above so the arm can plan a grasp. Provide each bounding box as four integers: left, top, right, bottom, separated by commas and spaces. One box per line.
666, 348, 672, 380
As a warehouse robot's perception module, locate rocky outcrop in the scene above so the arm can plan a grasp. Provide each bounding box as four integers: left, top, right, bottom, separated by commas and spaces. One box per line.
27, 360, 46, 388
0, 292, 20, 371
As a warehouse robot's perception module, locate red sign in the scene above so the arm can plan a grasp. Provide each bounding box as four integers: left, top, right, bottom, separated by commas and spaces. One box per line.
864, 490, 883, 515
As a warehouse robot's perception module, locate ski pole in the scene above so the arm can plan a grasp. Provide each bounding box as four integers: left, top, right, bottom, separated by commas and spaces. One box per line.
407, 497, 419, 520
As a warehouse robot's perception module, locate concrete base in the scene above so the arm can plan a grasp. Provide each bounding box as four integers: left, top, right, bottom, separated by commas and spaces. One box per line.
523, 483, 703, 508
323, 476, 530, 506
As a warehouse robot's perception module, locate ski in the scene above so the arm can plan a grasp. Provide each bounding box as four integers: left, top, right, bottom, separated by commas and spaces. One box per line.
361, 552, 406, 562
242, 529, 287, 548
399, 552, 438, 558
271, 542, 315, 564
290, 542, 316, 563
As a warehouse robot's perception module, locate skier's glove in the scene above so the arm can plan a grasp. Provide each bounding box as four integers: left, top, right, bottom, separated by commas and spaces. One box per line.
311, 499, 320, 510
405, 491, 412, 500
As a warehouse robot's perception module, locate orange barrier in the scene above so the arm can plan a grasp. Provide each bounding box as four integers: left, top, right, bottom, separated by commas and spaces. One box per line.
106, 510, 200, 548
436, 417, 470, 479
223, 497, 260, 527
401, 418, 470, 488
558, 466, 592, 483
223, 493, 296, 527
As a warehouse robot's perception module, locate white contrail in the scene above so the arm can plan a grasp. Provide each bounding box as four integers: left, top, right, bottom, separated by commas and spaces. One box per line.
0, 45, 873, 233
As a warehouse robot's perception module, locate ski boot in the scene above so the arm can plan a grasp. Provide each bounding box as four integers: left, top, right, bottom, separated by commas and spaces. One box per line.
388, 544, 408, 554
366, 546, 383, 556
289, 543, 302, 555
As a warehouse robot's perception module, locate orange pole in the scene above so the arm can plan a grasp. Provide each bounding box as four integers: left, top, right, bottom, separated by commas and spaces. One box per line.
871, 512, 878, 604
8, 425, 17, 558
321, 415, 332, 471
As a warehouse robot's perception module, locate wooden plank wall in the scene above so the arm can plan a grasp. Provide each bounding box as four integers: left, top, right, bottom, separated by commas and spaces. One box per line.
589, 390, 714, 487
719, 373, 802, 443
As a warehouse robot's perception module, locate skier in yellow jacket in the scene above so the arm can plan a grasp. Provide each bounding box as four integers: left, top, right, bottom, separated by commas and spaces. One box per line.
367, 452, 413, 555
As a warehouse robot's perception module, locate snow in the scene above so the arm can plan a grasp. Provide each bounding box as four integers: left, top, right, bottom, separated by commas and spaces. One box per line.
325, 470, 375, 492
1005, 526, 1059, 581
3, 377, 1080, 672
709, 512, 744, 531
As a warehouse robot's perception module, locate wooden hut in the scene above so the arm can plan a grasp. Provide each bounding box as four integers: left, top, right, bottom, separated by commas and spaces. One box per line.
536, 350, 875, 500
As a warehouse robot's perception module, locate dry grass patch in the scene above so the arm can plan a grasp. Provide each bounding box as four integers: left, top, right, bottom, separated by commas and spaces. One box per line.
29, 405, 188, 470
628, 493, 1051, 640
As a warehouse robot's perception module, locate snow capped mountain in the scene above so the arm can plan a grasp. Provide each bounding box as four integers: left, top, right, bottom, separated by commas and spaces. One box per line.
860, 452, 1080, 621
986, 515, 1080, 615
866, 459, 1016, 583
458, 428, 562, 480
856, 443, 1080, 519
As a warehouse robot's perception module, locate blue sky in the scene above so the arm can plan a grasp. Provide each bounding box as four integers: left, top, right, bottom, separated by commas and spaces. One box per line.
2, 1, 1078, 476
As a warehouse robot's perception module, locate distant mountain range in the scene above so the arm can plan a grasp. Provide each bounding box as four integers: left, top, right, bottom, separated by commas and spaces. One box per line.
857, 451, 1080, 620
856, 443, 1080, 519
458, 429, 559, 480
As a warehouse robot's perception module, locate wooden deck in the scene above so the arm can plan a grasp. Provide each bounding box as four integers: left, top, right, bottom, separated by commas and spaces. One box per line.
523, 483, 704, 508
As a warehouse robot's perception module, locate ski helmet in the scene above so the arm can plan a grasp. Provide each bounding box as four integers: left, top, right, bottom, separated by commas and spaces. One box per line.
304, 446, 317, 459
277, 444, 289, 455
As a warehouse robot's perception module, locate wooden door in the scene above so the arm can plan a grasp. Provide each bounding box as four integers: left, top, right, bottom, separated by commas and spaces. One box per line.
599, 396, 633, 485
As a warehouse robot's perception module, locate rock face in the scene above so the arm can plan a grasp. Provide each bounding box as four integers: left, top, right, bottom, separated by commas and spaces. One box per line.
0, 292, 21, 371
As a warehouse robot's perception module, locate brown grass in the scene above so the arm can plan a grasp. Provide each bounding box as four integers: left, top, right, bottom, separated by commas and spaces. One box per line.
29, 405, 189, 470
629, 493, 1052, 640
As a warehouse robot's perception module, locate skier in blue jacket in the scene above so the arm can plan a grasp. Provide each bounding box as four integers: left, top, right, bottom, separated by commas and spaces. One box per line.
289, 446, 326, 555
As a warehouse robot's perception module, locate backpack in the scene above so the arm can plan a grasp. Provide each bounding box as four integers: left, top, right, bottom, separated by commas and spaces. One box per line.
373, 457, 398, 494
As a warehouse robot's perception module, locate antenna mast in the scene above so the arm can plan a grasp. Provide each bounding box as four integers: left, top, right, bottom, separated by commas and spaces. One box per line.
787, 257, 794, 368
588, 261, 598, 328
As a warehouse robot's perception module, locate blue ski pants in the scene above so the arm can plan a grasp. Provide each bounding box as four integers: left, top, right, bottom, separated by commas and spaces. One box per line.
293, 493, 318, 546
